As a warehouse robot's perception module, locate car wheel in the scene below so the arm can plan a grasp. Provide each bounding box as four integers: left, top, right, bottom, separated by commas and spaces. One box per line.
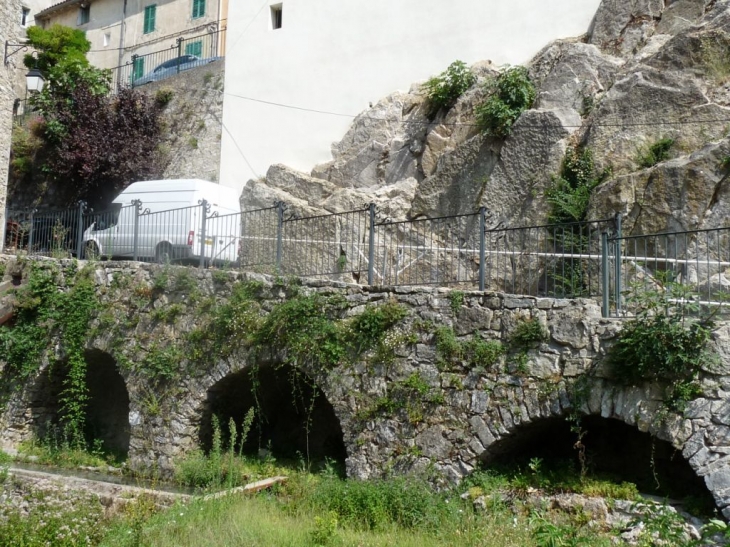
155, 242, 173, 264
85, 241, 100, 260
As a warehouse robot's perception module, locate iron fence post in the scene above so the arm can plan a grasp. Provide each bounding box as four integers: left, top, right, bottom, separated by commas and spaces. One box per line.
28, 209, 35, 255
130, 54, 138, 88
199, 199, 208, 269
275, 201, 284, 274
614, 213, 623, 315
601, 232, 609, 318
1, 204, 8, 254
132, 200, 142, 262
479, 207, 486, 291
368, 203, 375, 286
177, 37, 184, 73
76, 201, 86, 259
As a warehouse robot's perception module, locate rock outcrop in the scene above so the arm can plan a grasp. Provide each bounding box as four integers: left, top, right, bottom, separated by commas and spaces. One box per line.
241, 0, 730, 238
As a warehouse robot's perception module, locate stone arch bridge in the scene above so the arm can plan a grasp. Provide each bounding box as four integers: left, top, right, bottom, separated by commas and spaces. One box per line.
1, 257, 730, 515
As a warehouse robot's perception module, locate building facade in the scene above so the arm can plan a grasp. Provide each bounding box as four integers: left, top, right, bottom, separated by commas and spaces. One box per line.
34, 0, 227, 77
219, 0, 603, 194
1, 0, 24, 244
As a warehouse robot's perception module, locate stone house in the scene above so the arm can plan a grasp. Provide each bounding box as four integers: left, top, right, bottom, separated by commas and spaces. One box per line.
34, 0, 228, 76
1, 0, 23, 244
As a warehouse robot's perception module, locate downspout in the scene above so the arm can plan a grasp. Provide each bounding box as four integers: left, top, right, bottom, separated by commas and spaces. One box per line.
116, 0, 127, 86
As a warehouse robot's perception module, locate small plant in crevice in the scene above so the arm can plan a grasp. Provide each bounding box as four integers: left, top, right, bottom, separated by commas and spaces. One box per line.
475, 66, 536, 138
608, 282, 717, 412
434, 326, 504, 371
360, 372, 444, 425
448, 291, 464, 315
636, 137, 675, 169
509, 316, 548, 350
422, 60, 476, 118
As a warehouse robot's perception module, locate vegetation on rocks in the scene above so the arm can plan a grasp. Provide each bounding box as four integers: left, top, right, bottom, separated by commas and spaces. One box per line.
475, 66, 536, 138
423, 60, 476, 117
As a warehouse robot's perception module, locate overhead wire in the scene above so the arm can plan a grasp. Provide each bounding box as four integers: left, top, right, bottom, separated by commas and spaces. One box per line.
222, 91, 730, 130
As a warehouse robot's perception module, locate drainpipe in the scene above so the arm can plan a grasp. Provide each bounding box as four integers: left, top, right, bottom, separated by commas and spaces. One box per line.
116, 0, 127, 86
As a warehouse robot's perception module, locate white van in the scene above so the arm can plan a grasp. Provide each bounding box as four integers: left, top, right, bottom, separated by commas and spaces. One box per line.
83, 179, 241, 263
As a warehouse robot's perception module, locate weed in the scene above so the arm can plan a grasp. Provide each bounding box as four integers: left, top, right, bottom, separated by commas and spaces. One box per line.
188, 136, 199, 149
475, 66, 536, 138
448, 291, 464, 315
509, 317, 548, 350
154, 88, 174, 107
636, 138, 674, 169
423, 60, 476, 117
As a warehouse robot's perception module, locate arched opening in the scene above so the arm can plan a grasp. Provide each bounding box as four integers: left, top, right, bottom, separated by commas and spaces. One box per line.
482, 415, 716, 513
25, 351, 130, 459
84, 350, 130, 458
200, 363, 347, 469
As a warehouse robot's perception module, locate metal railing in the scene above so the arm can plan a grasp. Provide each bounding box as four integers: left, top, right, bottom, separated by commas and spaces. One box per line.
604, 225, 730, 317
110, 28, 226, 92
8, 198, 730, 319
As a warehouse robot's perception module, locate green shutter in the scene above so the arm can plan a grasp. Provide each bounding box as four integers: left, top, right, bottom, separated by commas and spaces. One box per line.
192, 0, 205, 19
132, 57, 145, 81
184, 41, 203, 57
143, 5, 156, 34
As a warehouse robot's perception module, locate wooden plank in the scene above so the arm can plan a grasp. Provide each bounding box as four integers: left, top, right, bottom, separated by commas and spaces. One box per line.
200, 476, 288, 501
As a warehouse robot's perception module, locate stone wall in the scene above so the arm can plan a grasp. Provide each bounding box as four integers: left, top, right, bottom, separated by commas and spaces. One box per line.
141, 60, 224, 184
2, 256, 730, 515
0, 0, 22, 243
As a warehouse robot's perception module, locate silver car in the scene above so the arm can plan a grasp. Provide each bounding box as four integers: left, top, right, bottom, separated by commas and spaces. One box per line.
133, 55, 220, 85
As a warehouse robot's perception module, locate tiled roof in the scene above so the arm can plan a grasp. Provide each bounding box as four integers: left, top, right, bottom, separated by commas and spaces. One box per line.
36, 0, 89, 20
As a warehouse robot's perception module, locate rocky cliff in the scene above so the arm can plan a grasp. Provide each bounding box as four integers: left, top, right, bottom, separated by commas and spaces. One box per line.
242, 0, 730, 238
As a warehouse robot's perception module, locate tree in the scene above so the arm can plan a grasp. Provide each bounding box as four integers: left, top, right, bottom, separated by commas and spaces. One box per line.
17, 24, 167, 208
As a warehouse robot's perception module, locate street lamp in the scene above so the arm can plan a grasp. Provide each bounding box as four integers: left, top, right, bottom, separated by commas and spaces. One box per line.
25, 68, 45, 93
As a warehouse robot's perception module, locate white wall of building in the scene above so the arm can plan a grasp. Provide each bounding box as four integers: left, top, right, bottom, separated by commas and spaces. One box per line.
220, 0, 603, 194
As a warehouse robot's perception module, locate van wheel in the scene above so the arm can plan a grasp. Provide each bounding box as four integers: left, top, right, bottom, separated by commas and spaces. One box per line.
155, 242, 173, 264
85, 241, 99, 260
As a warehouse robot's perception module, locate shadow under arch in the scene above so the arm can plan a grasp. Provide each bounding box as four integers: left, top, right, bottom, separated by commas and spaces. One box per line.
24, 350, 130, 458
199, 362, 347, 467
84, 349, 130, 458
481, 415, 715, 511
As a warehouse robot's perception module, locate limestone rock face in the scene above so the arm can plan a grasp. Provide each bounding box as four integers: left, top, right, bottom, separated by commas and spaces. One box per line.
242, 0, 730, 240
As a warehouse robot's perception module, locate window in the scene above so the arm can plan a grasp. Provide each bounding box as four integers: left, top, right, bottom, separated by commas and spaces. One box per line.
143, 5, 156, 34
78, 5, 90, 25
21, 7, 30, 27
184, 41, 202, 57
270, 4, 282, 29
192, 0, 205, 19
132, 57, 145, 81
103, 32, 111, 46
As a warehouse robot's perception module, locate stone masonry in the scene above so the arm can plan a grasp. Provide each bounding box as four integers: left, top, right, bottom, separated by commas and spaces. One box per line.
2, 257, 730, 516
0, 0, 22, 243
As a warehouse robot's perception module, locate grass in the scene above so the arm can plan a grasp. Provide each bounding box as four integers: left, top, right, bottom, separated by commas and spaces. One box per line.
15, 438, 125, 470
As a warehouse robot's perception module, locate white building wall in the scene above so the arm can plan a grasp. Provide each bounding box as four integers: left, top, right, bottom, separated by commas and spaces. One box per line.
220, 0, 602, 195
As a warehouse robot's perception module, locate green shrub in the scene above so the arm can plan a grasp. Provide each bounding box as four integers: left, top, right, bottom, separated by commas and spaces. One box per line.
546, 146, 606, 224
154, 87, 174, 107
423, 60, 476, 117
475, 66, 536, 138
608, 283, 716, 411
509, 317, 548, 349
636, 138, 675, 168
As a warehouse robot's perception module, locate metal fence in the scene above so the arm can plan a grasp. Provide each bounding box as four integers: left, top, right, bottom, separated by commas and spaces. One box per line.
7, 199, 730, 318
604, 226, 730, 317
110, 28, 226, 92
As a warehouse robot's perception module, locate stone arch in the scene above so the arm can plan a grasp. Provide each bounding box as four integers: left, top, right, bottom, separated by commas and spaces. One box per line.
468, 381, 717, 512
197, 360, 347, 467
8, 350, 130, 457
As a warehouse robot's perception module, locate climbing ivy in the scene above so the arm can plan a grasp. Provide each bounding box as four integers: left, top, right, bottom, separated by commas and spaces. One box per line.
0, 262, 98, 446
